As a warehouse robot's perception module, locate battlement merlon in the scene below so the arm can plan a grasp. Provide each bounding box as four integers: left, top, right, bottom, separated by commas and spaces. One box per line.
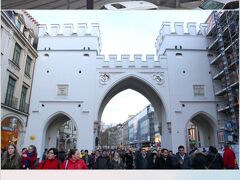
96, 54, 164, 68
38, 23, 101, 37
155, 22, 209, 54
96, 54, 156, 61
199, 23, 209, 36
158, 22, 209, 37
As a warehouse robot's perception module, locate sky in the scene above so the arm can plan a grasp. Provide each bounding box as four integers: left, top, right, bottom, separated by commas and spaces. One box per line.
28, 10, 212, 125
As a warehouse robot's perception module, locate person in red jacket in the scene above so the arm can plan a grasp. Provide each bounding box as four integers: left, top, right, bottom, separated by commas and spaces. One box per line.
223, 144, 236, 169
23, 145, 38, 169
62, 149, 88, 169
21, 148, 28, 169
38, 148, 63, 169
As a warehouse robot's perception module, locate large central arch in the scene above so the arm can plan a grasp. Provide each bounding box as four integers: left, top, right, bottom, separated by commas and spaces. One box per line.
97, 75, 170, 148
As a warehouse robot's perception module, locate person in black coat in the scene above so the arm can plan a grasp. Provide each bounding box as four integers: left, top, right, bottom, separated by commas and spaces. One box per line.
125, 149, 134, 169
96, 150, 110, 169
207, 146, 224, 169
148, 151, 160, 169
159, 148, 173, 169
58, 148, 67, 163
82, 150, 92, 169
172, 145, 191, 169
191, 150, 208, 169
135, 148, 150, 169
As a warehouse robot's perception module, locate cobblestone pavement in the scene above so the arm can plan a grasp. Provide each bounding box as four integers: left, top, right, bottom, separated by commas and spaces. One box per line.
2, 0, 202, 9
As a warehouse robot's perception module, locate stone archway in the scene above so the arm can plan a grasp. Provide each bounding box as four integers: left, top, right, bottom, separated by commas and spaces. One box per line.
97, 75, 170, 149
186, 112, 217, 151
42, 112, 78, 152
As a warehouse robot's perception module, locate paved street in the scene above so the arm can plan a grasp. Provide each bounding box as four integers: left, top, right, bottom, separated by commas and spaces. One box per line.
2, 0, 202, 9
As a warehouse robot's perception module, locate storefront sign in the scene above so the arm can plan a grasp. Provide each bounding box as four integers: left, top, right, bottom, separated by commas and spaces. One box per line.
1, 126, 14, 132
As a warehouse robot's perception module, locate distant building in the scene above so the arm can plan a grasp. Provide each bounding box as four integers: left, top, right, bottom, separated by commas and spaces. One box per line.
127, 105, 159, 148
1, 10, 38, 151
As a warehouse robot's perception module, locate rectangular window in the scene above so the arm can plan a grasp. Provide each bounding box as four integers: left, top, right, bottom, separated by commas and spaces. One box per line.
24, 56, 31, 76
5, 77, 16, 107
193, 85, 205, 97
12, 43, 21, 65
16, 20, 22, 30
19, 86, 28, 112
57, 85, 68, 96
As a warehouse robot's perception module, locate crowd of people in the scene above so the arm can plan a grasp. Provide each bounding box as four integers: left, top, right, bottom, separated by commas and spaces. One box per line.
1, 143, 238, 170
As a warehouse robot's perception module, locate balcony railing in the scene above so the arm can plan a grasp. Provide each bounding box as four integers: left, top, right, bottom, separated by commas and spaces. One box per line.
4, 96, 30, 113
5, 96, 18, 109
19, 102, 29, 113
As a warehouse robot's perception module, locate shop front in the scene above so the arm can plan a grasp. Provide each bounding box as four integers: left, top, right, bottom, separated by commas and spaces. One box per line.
1, 117, 24, 151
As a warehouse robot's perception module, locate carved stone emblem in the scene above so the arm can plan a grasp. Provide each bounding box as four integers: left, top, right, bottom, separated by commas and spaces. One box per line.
99, 73, 110, 85
153, 73, 164, 85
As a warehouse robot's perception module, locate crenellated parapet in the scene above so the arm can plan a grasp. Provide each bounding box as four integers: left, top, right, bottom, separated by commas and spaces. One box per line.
38, 23, 101, 37
37, 23, 101, 53
155, 22, 209, 55
96, 54, 167, 69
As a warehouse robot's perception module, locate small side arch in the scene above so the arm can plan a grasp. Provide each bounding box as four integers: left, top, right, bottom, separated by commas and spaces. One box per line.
41, 111, 79, 152
185, 111, 217, 151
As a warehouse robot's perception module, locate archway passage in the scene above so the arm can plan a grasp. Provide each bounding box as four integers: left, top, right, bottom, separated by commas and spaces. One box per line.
44, 113, 77, 151
187, 113, 216, 151
97, 76, 167, 149
1, 117, 24, 150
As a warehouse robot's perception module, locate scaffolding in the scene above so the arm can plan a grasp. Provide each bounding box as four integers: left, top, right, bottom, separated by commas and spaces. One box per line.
207, 10, 239, 145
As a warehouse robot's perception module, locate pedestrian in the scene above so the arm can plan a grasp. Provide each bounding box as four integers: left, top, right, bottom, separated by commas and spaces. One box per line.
223, 144, 236, 169
1, 148, 7, 157
23, 145, 38, 169
168, 150, 174, 158
96, 150, 110, 169
1, 144, 22, 169
42, 148, 48, 161
82, 150, 92, 169
62, 149, 88, 169
172, 145, 191, 169
125, 149, 134, 169
91, 150, 100, 169
58, 148, 67, 163
191, 149, 208, 169
207, 146, 224, 169
159, 148, 173, 169
109, 152, 124, 169
21, 147, 28, 169
148, 151, 160, 169
38, 148, 63, 169
135, 148, 150, 169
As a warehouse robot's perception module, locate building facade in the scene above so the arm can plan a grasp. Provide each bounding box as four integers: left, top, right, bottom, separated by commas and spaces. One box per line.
21, 11, 238, 156
206, 11, 239, 146
1, 10, 38, 151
